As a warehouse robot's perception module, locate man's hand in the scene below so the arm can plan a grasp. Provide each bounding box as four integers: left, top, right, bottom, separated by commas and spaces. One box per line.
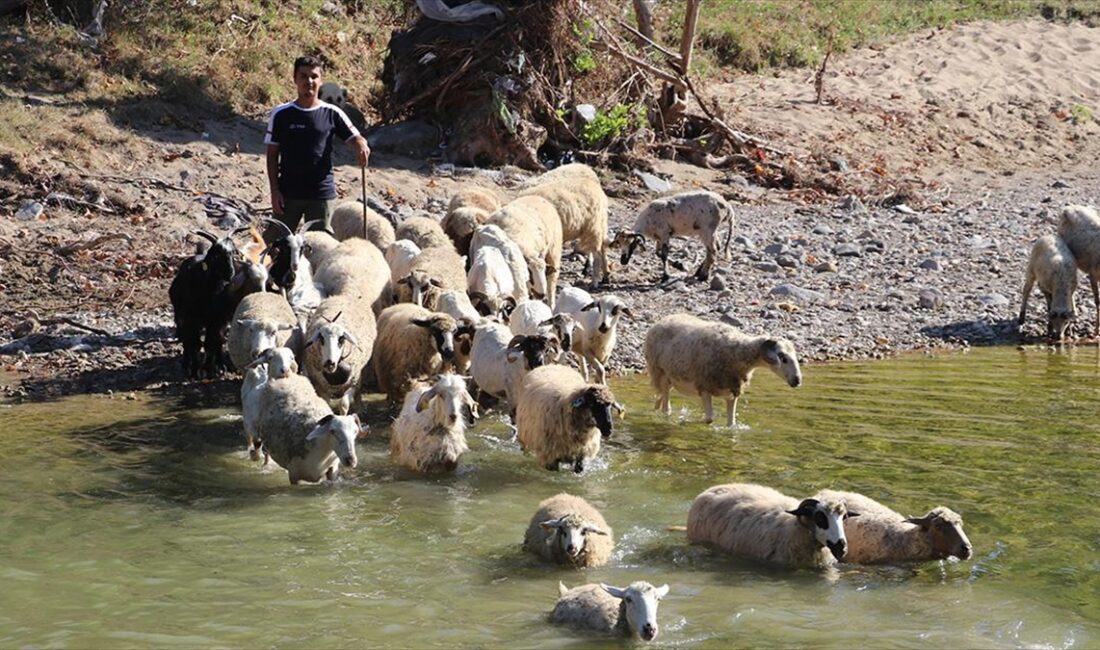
271, 188, 284, 216
354, 136, 371, 169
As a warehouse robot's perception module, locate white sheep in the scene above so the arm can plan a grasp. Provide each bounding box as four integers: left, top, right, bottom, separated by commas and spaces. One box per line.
523, 493, 613, 567
384, 239, 422, 285
1019, 234, 1077, 341
469, 322, 559, 415
372, 303, 461, 402
614, 190, 735, 282
1057, 204, 1100, 335
469, 224, 530, 302
510, 300, 578, 358
240, 346, 299, 460
302, 295, 377, 415
644, 313, 801, 427
515, 364, 619, 473
551, 581, 668, 642
443, 186, 501, 255
313, 238, 390, 312
488, 195, 563, 306
389, 373, 479, 474
330, 200, 396, 252
227, 292, 298, 372
686, 483, 855, 568
519, 163, 610, 286
396, 215, 453, 251
252, 372, 365, 484
436, 289, 482, 323
301, 229, 340, 270
812, 489, 973, 564
395, 246, 467, 310
554, 287, 631, 385
467, 245, 517, 317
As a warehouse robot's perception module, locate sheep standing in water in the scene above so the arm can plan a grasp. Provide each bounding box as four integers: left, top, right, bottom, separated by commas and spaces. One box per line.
551, 581, 669, 642
523, 493, 613, 567
1018, 233, 1077, 341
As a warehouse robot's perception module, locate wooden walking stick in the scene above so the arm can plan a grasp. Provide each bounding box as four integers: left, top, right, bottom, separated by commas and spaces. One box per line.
361, 165, 368, 240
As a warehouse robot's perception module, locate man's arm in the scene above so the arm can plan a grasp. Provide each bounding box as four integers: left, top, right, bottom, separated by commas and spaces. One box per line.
266, 143, 283, 215
350, 135, 370, 169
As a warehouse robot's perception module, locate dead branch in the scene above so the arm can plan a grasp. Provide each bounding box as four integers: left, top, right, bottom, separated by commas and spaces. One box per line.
613, 16, 679, 62
56, 233, 134, 257
53, 317, 112, 337
815, 49, 832, 104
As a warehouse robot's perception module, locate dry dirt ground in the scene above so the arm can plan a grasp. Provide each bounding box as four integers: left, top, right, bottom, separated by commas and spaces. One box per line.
2, 19, 1099, 403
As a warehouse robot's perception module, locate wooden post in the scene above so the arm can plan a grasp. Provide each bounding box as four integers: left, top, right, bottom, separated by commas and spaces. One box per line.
632, 0, 654, 41
679, 0, 701, 77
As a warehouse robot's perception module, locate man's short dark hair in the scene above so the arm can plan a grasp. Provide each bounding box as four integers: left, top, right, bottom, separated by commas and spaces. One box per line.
293, 55, 325, 75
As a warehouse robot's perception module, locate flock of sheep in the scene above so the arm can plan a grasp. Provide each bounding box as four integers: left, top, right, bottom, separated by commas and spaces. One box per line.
169, 162, 980, 641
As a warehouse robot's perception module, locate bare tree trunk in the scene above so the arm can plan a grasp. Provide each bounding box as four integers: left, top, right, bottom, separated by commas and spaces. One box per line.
678, 0, 701, 75
660, 0, 702, 126
632, 0, 654, 41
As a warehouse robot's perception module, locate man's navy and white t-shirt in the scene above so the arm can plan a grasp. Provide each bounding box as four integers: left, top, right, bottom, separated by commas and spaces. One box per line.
264, 101, 360, 200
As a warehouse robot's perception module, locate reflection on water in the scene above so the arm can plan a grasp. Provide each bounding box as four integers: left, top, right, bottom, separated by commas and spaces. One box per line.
0, 347, 1098, 648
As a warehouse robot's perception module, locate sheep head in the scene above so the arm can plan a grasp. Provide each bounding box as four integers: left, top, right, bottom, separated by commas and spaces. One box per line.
399, 270, 442, 307
506, 334, 560, 370
306, 318, 360, 380
260, 218, 307, 291
537, 314, 576, 353
570, 384, 617, 439
600, 582, 669, 642
762, 338, 801, 388
613, 231, 647, 266
415, 373, 478, 428
412, 313, 459, 364
539, 512, 609, 563
905, 507, 972, 560
581, 295, 632, 334
237, 318, 296, 362
786, 497, 856, 561
245, 346, 298, 378
305, 413, 363, 469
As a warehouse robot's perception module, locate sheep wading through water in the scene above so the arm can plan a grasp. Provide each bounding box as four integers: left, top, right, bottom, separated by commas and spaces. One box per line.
686, 483, 856, 568
554, 287, 630, 385
240, 346, 299, 460
614, 190, 735, 283
302, 295, 377, 415
523, 493, 613, 567
227, 292, 298, 373
644, 313, 801, 426
812, 489, 973, 564
1018, 233, 1078, 341
372, 303, 461, 403
1056, 204, 1100, 335
389, 373, 478, 474
515, 364, 620, 472
469, 323, 560, 417
551, 581, 668, 642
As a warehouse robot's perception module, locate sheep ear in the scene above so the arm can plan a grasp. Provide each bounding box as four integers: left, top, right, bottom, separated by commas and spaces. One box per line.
786, 498, 819, 518
539, 518, 563, 532
305, 329, 323, 347
415, 387, 437, 413
506, 335, 525, 350
468, 290, 488, 303
763, 339, 781, 363
306, 415, 334, 441
558, 581, 569, 597
584, 526, 609, 536
277, 323, 295, 331
397, 275, 412, 286
618, 306, 634, 319
429, 278, 444, 288
411, 318, 434, 329
845, 511, 860, 520
581, 301, 599, 312
245, 350, 272, 369
344, 331, 360, 349
600, 584, 627, 599
571, 396, 585, 409
537, 317, 555, 328
655, 584, 670, 599
904, 514, 932, 529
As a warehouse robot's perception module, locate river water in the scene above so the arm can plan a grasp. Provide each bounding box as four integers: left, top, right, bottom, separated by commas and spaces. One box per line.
1, 347, 1097, 648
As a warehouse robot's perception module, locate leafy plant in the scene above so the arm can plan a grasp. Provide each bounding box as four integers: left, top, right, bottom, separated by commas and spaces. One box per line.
579, 103, 647, 148
1070, 103, 1092, 124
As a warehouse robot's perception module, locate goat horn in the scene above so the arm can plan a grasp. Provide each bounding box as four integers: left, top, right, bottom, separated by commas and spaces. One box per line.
192, 230, 218, 244
262, 218, 293, 238
230, 225, 254, 237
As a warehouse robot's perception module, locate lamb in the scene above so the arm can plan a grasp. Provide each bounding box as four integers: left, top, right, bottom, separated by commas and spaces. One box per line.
812, 490, 973, 564
469, 224, 530, 302
395, 215, 453, 251
1057, 205, 1100, 335
510, 300, 577, 355
372, 303, 461, 402
467, 245, 517, 317
614, 190, 735, 282
554, 287, 631, 385
251, 370, 365, 484
469, 323, 560, 415
686, 483, 856, 568
313, 238, 390, 310
519, 163, 610, 285
384, 239, 422, 285
644, 313, 801, 427
442, 186, 501, 255
302, 295, 377, 415
330, 200, 396, 252
488, 195, 563, 306
523, 493, 613, 567
515, 364, 620, 473
551, 582, 668, 642
240, 346, 299, 460
389, 373, 479, 474
395, 246, 467, 310
227, 291, 299, 372
1019, 234, 1078, 341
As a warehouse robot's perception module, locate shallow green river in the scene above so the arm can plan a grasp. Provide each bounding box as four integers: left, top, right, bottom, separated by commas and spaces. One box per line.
1, 347, 1098, 648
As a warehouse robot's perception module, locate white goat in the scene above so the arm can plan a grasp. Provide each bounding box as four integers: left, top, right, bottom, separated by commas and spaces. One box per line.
389, 374, 479, 474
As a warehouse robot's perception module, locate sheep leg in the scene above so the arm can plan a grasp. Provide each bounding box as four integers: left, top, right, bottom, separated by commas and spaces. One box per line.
337, 386, 354, 416
546, 264, 559, 310
726, 396, 739, 427
701, 394, 714, 424
573, 457, 584, 474
325, 465, 338, 481
695, 235, 716, 281
1092, 274, 1100, 337
658, 243, 671, 282
579, 357, 591, 382
1018, 271, 1034, 326
652, 373, 671, 415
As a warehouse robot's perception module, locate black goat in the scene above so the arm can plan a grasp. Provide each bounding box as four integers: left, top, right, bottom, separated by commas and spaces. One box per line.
260, 218, 309, 293
169, 228, 259, 379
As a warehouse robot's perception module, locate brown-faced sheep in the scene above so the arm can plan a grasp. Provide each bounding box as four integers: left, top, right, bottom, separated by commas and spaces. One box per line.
687, 483, 855, 568
520, 163, 610, 286
1019, 233, 1078, 341
515, 364, 619, 473
330, 201, 396, 252
644, 313, 801, 427
812, 489, 973, 564
524, 493, 613, 567
372, 303, 461, 402
551, 582, 668, 642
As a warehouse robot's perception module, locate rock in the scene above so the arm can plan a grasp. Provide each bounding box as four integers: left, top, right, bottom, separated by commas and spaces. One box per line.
833, 243, 862, 257
966, 235, 995, 250
1052, 179, 1071, 189
724, 174, 750, 189
829, 156, 848, 172
770, 283, 825, 304
575, 104, 597, 123
666, 280, 688, 292
776, 254, 800, 268
734, 235, 755, 250
368, 121, 440, 157
633, 170, 672, 193
814, 261, 838, 273
977, 293, 1009, 307
903, 214, 920, 224
16, 201, 43, 221
320, 0, 341, 14
754, 262, 780, 273
710, 275, 726, 291
919, 289, 944, 310
838, 195, 865, 213
812, 225, 833, 236
718, 290, 733, 300
720, 312, 744, 327
919, 258, 941, 270
764, 243, 787, 255
893, 204, 917, 215
864, 240, 886, 254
